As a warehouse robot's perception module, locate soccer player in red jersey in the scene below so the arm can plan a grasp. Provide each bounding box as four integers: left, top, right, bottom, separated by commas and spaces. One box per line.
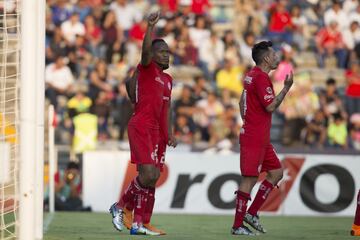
120, 65, 176, 235
109, 11, 176, 236
351, 189, 360, 236
231, 41, 294, 235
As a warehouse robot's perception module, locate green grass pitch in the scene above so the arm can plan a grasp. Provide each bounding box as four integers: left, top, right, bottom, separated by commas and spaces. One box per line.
43, 212, 355, 240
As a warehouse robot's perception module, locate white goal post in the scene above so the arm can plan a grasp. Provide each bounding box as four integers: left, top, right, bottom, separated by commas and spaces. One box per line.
19, 0, 45, 239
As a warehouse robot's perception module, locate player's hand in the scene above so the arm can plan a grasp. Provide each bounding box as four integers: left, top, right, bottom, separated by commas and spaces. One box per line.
147, 11, 160, 27
284, 71, 294, 90
168, 135, 178, 148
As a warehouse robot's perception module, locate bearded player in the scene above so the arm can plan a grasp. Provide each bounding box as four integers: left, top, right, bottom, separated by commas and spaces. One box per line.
109, 11, 176, 235
119, 68, 176, 235
232, 41, 294, 235
116, 42, 176, 236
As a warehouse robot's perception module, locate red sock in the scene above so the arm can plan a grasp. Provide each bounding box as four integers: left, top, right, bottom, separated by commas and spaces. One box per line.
247, 179, 274, 216
144, 187, 155, 224
233, 191, 251, 229
133, 185, 149, 225
355, 189, 360, 226
117, 177, 140, 209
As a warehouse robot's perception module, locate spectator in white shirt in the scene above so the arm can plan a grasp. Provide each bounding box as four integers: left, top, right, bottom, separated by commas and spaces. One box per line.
199, 31, 224, 80
60, 12, 85, 45
349, 4, 360, 26
195, 91, 224, 142
45, 56, 74, 108
291, 4, 309, 50
343, 21, 360, 50
109, 0, 142, 34
343, 0, 359, 14
239, 32, 255, 66
324, 0, 348, 31
189, 15, 211, 48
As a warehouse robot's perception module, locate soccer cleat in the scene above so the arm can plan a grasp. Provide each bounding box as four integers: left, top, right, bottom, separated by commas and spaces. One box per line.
351, 224, 360, 236
123, 207, 133, 230
231, 225, 256, 236
244, 213, 267, 233
144, 223, 166, 235
109, 203, 124, 231
130, 223, 161, 236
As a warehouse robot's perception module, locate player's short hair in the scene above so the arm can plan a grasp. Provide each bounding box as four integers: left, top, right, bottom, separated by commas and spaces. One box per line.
252, 41, 273, 65
152, 39, 166, 47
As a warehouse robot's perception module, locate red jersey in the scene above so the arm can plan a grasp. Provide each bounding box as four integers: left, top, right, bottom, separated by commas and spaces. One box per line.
345, 69, 360, 97
269, 11, 292, 33
129, 61, 165, 129
158, 0, 178, 12
160, 73, 173, 141
316, 27, 344, 49
191, 0, 211, 15
129, 23, 146, 42
240, 66, 275, 146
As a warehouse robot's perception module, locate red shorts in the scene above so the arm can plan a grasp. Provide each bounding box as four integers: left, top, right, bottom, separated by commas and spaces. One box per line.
128, 124, 160, 166
240, 143, 282, 177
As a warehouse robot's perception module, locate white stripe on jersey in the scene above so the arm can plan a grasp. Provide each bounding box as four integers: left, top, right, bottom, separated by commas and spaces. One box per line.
243, 89, 247, 117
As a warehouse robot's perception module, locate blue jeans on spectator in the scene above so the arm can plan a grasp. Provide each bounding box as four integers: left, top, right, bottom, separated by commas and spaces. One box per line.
45, 88, 61, 109
346, 95, 360, 116
317, 48, 347, 68
198, 60, 214, 83
266, 31, 293, 50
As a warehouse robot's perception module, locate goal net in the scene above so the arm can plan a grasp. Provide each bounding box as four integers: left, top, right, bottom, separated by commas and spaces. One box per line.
0, 0, 20, 239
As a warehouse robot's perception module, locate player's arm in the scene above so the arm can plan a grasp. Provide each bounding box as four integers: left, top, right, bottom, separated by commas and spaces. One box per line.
125, 69, 138, 103
266, 72, 294, 113
141, 11, 160, 66
239, 91, 245, 120
167, 102, 177, 148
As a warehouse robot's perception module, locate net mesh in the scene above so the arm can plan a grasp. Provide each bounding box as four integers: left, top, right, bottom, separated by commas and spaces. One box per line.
0, 0, 20, 239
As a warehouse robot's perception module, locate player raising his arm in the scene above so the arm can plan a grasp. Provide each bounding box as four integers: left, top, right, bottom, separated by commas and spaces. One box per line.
232, 41, 294, 236
120, 37, 177, 237
109, 11, 176, 236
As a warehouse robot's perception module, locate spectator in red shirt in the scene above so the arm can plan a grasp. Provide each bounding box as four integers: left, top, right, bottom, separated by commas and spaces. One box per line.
191, 0, 211, 15
316, 21, 347, 68
345, 61, 360, 115
267, 0, 293, 46
84, 15, 102, 58
129, 18, 147, 44
158, 0, 178, 13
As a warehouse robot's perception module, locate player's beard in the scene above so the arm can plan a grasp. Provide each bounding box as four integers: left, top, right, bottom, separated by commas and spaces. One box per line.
161, 63, 169, 70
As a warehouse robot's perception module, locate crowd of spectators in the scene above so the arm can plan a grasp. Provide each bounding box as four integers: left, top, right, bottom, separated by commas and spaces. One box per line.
44, 0, 360, 151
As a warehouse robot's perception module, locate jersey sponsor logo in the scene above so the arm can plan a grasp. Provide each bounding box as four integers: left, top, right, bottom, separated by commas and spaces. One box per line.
151, 144, 159, 161
264, 94, 274, 101
266, 87, 273, 94
155, 77, 164, 85
163, 96, 170, 101
244, 76, 252, 84
168, 82, 171, 90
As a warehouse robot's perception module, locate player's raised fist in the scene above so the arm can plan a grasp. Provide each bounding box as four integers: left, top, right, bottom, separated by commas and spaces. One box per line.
284, 71, 294, 90
147, 11, 160, 26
